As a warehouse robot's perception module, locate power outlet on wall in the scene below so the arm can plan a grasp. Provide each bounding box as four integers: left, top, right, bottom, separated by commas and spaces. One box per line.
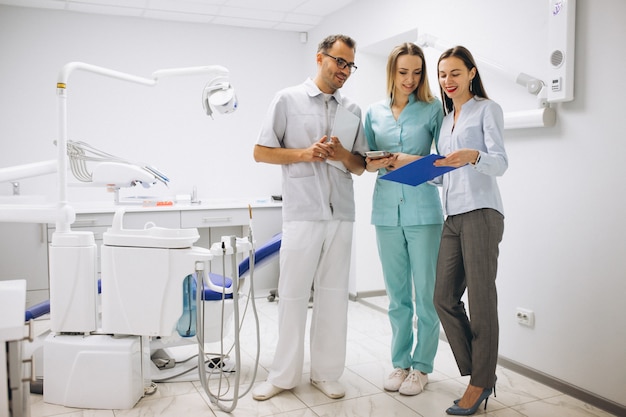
516, 307, 535, 327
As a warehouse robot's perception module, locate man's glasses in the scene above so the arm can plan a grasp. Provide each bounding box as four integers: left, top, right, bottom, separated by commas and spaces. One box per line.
322, 52, 358, 73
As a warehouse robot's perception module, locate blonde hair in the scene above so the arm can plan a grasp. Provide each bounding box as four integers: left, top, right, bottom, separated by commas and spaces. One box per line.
386, 43, 435, 104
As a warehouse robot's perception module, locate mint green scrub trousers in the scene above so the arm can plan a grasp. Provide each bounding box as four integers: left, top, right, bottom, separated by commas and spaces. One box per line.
376, 224, 442, 373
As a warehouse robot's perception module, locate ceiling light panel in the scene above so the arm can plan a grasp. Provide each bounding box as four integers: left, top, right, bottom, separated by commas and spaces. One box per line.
149, 0, 220, 15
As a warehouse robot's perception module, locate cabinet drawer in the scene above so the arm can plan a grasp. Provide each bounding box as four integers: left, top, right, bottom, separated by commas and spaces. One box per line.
72, 213, 114, 228
49, 212, 180, 237
123, 211, 180, 229
181, 209, 248, 228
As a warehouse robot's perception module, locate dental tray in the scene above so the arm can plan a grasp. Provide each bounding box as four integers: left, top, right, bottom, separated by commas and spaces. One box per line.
103, 209, 199, 249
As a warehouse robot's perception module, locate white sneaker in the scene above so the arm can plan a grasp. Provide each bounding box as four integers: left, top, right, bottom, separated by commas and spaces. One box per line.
252, 381, 285, 401
399, 370, 428, 396
310, 379, 345, 399
383, 368, 409, 392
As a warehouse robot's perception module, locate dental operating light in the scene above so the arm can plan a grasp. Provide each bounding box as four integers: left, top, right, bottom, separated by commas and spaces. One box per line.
202, 76, 238, 118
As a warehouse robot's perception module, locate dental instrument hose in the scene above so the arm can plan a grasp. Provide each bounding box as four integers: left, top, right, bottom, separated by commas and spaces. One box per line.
244, 204, 262, 392
194, 210, 261, 413
199, 239, 241, 412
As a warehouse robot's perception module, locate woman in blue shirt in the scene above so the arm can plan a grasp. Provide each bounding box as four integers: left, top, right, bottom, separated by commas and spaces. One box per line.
364, 43, 443, 396
433, 46, 508, 415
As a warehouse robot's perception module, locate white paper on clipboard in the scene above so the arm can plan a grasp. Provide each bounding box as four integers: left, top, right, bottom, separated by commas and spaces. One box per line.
327, 105, 360, 172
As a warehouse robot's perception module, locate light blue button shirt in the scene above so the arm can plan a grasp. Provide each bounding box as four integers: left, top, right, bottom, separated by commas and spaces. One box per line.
364, 95, 444, 226
437, 97, 508, 216
256, 78, 368, 222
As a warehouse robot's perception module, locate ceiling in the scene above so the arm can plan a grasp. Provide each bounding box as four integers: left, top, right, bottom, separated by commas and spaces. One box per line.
0, 0, 358, 32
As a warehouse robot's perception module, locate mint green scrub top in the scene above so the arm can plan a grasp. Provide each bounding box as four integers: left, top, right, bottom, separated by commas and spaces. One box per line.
364, 95, 444, 226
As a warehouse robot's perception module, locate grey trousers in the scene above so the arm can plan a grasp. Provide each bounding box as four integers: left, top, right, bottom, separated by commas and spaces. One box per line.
434, 208, 504, 388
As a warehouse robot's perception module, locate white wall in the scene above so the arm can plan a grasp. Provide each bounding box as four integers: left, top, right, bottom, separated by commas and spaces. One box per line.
309, 0, 626, 409
1, 0, 625, 410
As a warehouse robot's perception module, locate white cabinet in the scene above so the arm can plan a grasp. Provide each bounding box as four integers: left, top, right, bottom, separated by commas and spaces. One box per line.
246, 206, 283, 294
0, 223, 49, 307
0, 280, 30, 417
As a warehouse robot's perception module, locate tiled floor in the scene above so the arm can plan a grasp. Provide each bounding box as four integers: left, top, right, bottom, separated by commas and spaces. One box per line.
29, 295, 617, 417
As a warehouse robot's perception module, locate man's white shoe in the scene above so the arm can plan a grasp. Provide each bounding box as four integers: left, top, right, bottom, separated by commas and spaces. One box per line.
252, 381, 285, 401
310, 379, 345, 399
383, 368, 409, 392
398, 370, 428, 396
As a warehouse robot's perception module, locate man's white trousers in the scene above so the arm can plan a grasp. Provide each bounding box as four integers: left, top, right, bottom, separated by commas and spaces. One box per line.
268, 220, 353, 388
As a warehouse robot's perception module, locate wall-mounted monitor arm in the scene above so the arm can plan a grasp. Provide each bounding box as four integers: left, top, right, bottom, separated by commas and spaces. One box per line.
417, 33, 546, 97
417, 33, 555, 130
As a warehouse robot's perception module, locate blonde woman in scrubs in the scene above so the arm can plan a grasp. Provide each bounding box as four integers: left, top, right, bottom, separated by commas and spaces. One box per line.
364, 43, 443, 396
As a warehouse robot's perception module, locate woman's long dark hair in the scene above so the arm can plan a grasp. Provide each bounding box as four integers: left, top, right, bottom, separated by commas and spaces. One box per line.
438, 45, 489, 115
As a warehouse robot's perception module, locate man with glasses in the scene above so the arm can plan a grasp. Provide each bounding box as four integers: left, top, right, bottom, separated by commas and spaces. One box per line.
252, 34, 367, 401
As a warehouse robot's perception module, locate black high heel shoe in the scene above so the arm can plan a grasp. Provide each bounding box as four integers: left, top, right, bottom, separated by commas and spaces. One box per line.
446, 387, 492, 415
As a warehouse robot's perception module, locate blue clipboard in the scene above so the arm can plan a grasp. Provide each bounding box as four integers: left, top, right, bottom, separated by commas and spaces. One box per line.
380, 154, 457, 186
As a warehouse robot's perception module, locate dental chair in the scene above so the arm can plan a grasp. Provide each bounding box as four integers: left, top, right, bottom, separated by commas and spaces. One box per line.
25, 231, 282, 397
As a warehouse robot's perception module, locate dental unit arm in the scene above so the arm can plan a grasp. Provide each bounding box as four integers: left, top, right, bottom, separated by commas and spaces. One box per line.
0, 62, 237, 227
65, 139, 171, 203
